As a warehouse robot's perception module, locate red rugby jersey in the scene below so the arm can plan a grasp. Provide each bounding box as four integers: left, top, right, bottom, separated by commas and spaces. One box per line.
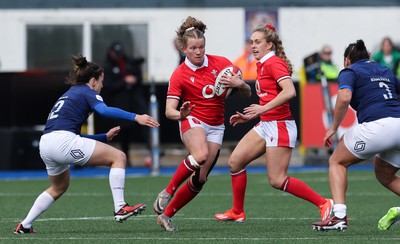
255, 53, 293, 121
167, 54, 232, 125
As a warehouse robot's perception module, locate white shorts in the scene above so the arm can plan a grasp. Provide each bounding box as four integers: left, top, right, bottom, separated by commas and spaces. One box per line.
253, 120, 297, 148
179, 116, 225, 145
343, 117, 400, 168
39, 130, 96, 176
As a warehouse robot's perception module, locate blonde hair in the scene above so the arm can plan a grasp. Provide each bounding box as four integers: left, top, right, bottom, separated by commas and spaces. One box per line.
253, 26, 293, 75
175, 16, 207, 51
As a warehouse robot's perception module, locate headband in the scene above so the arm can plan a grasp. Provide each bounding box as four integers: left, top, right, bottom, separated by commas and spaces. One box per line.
265, 24, 276, 31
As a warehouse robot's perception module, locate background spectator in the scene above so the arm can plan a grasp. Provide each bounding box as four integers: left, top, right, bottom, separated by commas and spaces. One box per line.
233, 39, 258, 80
319, 45, 339, 81
102, 41, 150, 165
373, 37, 400, 79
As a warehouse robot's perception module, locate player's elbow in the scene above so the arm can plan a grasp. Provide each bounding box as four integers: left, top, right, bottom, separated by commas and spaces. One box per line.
286, 89, 296, 100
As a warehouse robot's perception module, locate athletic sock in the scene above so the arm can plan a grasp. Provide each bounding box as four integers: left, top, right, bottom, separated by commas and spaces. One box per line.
164, 180, 200, 218
21, 191, 55, 228
231, 169, 247, 214
333, 204, 347, 218
109, 167, 126, 212
280, 176, 325, 207
165, 157, 197, 196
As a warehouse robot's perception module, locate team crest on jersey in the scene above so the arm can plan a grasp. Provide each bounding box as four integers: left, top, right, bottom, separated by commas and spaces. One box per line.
96, 95, 104, 101
211, 69, 218, 78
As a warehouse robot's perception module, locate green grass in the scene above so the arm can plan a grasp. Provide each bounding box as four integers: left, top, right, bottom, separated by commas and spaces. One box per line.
1, 170, 400, 243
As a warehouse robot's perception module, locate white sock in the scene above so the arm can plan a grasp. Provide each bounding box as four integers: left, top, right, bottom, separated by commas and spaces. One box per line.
333, 204, 347, 218
21, 191, 55, 228
109, 168, 126, 212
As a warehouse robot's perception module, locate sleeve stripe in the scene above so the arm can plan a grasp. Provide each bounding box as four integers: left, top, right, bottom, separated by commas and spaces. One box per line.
277, 76, 292, 83
167, 95, 181, 100
339, 85, 353, 91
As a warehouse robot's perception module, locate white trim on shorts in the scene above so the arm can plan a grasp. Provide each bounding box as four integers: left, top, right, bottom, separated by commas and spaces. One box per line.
253, 120, 297, 148
343, 117, 400, 168
39, 130, 96, 176
178, 116, 225, 145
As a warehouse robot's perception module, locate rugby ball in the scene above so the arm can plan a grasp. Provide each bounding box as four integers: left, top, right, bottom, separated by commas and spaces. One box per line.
214, 65, 242, 98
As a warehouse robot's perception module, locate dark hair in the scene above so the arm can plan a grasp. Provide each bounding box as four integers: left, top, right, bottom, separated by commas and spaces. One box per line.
344, 40, 370, 64
66, 54, 103, 85
175, 16, 207, 50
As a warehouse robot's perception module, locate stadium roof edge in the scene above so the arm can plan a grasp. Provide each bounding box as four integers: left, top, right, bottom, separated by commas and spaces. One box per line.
0, 0, 399, 9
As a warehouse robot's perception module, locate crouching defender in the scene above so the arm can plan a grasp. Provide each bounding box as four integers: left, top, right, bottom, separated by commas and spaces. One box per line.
14, 54, 159, 234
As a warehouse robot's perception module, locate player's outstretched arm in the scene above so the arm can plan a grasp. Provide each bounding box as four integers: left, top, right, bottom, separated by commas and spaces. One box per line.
134, 114, 160, 128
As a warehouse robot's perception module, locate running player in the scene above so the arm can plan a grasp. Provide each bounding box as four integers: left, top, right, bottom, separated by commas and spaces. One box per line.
312, 40, 400, 231
153, 16, 251, 232
214, 24, 333, 224
14, 55, 159, 234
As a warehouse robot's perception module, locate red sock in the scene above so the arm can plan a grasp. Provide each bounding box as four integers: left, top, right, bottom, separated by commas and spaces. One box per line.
166, 157, 197, 196
231, 170, 247, 214
280, 176, 325, 206
164, 180, 200, 218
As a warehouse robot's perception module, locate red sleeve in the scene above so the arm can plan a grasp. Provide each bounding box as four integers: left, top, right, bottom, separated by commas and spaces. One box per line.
167, 68, 183, 100
270, 58, 291, 82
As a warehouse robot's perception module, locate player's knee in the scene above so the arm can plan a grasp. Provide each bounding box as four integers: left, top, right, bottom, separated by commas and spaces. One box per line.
113, 151, 127, 168
228, 157, 242, 172
268, 175, 284, 189
190, 153, 207, 166
328, 156, 339, 167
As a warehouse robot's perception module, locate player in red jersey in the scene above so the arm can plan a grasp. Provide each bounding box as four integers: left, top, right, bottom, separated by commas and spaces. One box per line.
153, 16, 251, 232
214, 24, 333, 223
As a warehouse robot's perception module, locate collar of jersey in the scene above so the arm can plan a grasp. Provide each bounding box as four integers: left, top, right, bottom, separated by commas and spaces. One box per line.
185, 55, 209, 71
258, 51, 276, 65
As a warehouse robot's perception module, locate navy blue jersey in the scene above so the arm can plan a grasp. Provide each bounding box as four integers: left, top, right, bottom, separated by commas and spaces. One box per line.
43, 84, 103, 135
338, 59, 400, 123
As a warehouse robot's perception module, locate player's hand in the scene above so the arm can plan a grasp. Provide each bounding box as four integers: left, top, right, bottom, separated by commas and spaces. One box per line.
179, 101, 195, 120
134, 114, 160, 127
230, 111, 251, 126
323, 128, 337, 147
243, 104, 265, 120
106, 126, 121, 141
220, 71, 242, 88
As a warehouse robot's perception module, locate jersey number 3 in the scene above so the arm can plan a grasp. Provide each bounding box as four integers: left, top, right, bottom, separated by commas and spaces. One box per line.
379, 82, 393, 100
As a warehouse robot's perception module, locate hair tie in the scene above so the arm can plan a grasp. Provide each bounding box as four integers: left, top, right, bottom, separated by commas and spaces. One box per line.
185, 27, 195, 32
265, 24, 275, 31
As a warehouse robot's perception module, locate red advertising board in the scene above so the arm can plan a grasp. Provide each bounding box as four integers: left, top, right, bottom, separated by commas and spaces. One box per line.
301, 83, 357, 148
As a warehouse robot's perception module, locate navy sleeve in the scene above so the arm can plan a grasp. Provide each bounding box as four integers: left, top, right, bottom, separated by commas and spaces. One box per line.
338, 69, 355, 91
82, 133, 107, 142
93, 103, 136, 121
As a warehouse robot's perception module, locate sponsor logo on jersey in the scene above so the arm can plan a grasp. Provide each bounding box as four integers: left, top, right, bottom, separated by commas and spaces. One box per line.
255, 80, 268, 97
202, 84, 215, 99
96, 95, 104, 101
190, 77, 195, 83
